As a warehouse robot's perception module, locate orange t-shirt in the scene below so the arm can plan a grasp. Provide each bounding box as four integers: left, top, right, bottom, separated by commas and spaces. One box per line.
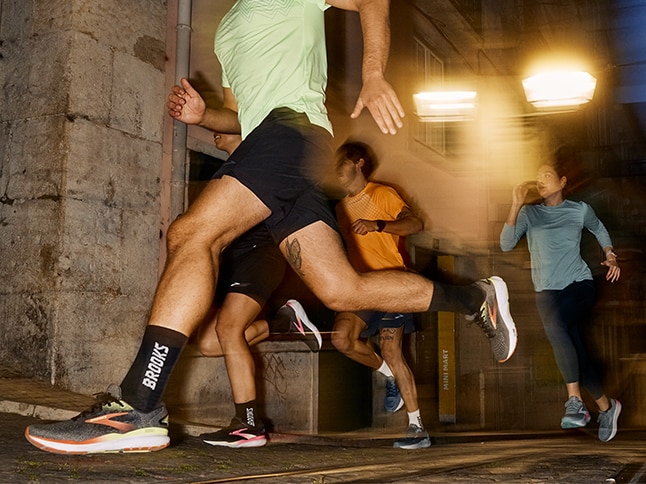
336, 182, 408, 272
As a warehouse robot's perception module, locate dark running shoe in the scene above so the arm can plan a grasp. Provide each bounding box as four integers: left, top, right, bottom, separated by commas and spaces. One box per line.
598, 398, 622, 442
393, 424, 431, 450
471, 276, 518, 363
561, 396, 591, 429
201, 417, 267, 448
275, 299, 322, 352
24, 384, 169, 454
384, 376, 404, 413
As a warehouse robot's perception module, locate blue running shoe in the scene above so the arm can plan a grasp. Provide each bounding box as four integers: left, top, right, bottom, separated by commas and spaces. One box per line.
384, 376, 404, 412
598, 398, 622, 442
561, 396, 591, 429
393, 424, 431, 450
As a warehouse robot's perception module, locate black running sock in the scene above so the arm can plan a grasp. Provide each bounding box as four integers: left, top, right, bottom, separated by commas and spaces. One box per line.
427, 281, 485, 315
120, 325, 188, 412
235, 400, 259, 427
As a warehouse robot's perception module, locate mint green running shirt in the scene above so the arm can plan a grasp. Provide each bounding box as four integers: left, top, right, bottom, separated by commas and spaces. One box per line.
215, 0, 333, 139
500, 200, 613, 292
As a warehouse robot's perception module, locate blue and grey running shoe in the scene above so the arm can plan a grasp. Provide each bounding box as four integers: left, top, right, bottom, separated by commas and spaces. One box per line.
384, 376, 404, 412
25, 384, 169, 454
393, 424, 431, 450
561, 396, 591, 429
597, 398, 622, 442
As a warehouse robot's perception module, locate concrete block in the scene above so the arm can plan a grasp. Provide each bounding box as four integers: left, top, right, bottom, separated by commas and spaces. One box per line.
0, 199, 61, 294
110, 51, 165, 141
68, 32, 112, 123
1, 116, 67, 201
0, 293, 53, 379
65, 119, 162, 207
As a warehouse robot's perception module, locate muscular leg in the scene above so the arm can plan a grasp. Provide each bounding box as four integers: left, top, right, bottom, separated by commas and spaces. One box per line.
196, 300, 269, 358
281, 221, 434, 313
331, 312, 382, 369
214, 293, 264, 403
380, 327, 418, 413
149, 176, 270, 337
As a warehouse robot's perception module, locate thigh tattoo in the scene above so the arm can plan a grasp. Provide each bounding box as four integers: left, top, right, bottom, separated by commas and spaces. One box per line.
284, 237, 303, 275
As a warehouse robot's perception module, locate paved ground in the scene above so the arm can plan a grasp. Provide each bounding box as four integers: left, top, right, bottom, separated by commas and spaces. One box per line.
1, 373, 645, 483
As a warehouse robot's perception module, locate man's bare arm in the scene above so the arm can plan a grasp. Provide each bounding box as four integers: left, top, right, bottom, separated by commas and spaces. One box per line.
328, 0, 404, 135
167, 78, 240, 134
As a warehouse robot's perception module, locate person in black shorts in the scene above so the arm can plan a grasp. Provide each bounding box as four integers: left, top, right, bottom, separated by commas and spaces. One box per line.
195, 132, 322, 448
25, 1, 517, 455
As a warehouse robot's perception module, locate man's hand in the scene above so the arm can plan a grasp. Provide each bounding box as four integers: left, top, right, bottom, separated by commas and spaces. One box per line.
167, 78, 206, 126
351, 219, 379, 235
351, 77, 404, 135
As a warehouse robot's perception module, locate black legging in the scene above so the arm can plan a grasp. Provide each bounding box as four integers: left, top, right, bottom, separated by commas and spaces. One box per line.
535, 280, 604, 400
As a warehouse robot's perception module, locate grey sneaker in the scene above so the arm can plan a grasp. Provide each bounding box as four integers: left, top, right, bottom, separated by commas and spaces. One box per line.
25, 384, 169, 454
384, 376, 404, 412
561, 396, 591, 429
393, 424, 431, 450
471, 277, 518, 363
597, 398, 622, 442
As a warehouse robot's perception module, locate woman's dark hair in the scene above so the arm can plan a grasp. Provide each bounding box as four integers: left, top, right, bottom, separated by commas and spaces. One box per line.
548, 146, 585, 194
336, 141, 377, 179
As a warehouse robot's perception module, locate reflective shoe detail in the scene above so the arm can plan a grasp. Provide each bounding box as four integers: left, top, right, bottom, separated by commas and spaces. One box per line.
201, 417, 267, 448
281, 299, 322, 352
598, 398, 622, 442
560, 396, 591, 429
24, 384, 169, 454
384, 376, 404, 413
393, 424, 431, 450
473, 276, 518, 363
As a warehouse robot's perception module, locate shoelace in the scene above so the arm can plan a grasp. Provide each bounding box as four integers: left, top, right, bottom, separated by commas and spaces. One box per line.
474, 304, 496, 338
565, 398, 583, 414
73, 391, 125, 421
385, 379, 399, 399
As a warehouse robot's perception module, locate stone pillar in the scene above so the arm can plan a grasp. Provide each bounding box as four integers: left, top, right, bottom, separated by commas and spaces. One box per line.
0, 0, 168, 393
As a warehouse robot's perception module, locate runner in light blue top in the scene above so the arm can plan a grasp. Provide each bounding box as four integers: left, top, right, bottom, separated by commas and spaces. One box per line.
500, 149, 622, 442
500, 199, 612, 292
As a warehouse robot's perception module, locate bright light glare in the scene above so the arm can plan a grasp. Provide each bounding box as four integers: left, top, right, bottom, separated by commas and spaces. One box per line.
522, 71, 596, 109
414, 91, 478, 122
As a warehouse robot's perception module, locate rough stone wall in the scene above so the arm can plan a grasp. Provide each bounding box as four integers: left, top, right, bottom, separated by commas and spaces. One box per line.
0, 0, 168, 393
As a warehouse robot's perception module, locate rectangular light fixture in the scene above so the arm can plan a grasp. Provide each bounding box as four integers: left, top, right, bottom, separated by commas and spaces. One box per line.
522, 70, 597, 110
414, 91, 478, 122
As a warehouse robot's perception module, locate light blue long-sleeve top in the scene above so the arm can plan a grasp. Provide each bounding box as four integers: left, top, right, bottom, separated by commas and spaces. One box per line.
500, 200, 613, 292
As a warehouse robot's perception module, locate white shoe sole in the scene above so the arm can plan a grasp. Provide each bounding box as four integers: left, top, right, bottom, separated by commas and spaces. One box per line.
489, 276, 518, 362
286, 299, 322, 350
25, 428, 170, 454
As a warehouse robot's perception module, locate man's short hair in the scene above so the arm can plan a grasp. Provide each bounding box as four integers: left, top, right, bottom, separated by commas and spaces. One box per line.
336, 141, 377, 179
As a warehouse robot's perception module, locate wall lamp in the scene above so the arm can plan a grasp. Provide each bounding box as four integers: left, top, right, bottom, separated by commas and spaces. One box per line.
413, 91, 478, 122
415, 70, 596, 122
522, 70, 597, 110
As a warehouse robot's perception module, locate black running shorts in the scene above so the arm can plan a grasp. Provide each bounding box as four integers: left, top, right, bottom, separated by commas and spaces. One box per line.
213, 108, 339, 244
356, 311, 416, 339
218, 224, 286, 306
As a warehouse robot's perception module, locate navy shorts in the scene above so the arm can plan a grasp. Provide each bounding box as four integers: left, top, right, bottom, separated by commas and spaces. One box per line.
218, 224, 286, 306
213, 108, 339, 244
356, 311, 416, 339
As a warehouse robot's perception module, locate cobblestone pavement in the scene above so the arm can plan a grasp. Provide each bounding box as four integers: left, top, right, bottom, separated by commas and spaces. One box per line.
3, 412, 646, 483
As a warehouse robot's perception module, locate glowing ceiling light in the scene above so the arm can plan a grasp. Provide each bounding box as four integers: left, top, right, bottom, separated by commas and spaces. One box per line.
414, 91, 478, 122
522, 70, 597, 110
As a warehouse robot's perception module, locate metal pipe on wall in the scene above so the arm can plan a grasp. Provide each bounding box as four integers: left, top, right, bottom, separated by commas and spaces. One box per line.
172, 0, 192, 216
